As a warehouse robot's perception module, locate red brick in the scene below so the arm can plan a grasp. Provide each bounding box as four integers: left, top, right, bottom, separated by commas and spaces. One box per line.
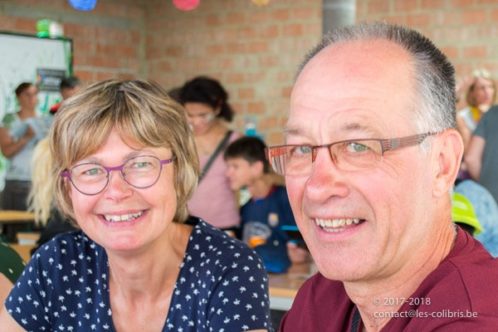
248, 102, 266, 114
238, 27, 257, 39
259, 56, 279, 67
259, 25, 279, 39
281, 86, 292, 98
462, 9, 487, 24
406, 14, 432, 27
251, 11, 271, 24
231, 102, 245, 114
95, 72, 118, 81
272, 9, 290, 21
291, 7, 318, 20
226, 73, 245, 84
226, 12, 246, 25
238, 88, 255, 100
450, 0, 478, 7
218, 58, 235, 70
226, 42, 246, 54
267, 132, 285, 146
247, 41, 268, 53
206, 44, 225, 54
441, 46, 459, 59
73, 70, 93, 82
420, 0, 447, 10
394, 0, 419, 12
206, 15, 221, 26
283, 24, 304, 37
14, 17, 36, 33
438, 11, 462, 25
367, 0, 391, 14
259, 116, 278, 130
463, 46, 487, 58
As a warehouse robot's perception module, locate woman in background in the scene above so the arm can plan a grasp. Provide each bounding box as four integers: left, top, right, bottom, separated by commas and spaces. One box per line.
0, 82, 50, 210
180, 76, 240, 232
28, 138, 77, 252
456, 69, 496, 149
0, 79, 270, 331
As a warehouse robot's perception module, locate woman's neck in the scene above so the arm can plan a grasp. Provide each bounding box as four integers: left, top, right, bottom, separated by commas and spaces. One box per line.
107, 223, 192, 300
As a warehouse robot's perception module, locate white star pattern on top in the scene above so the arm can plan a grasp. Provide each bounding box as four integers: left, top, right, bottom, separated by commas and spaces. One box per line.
5, 218, 271, 331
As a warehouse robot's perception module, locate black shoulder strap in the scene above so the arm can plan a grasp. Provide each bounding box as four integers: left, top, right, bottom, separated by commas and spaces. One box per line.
199, 130, 232, 182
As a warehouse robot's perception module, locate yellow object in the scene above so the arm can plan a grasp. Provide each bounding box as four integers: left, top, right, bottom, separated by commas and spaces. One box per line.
251, 0, 270, 6
452, 192, 483, 235
470, 106, 482, 123
248, 236, 266, 248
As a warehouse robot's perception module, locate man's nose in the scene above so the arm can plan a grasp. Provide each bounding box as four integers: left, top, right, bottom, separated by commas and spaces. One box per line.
305, 148, 349, 202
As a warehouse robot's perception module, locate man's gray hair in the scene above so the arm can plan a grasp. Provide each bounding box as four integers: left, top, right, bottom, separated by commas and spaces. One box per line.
299, 22, 456, 132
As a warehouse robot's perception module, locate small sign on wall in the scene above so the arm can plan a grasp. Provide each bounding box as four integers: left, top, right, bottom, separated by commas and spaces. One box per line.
36, 68, 66, 92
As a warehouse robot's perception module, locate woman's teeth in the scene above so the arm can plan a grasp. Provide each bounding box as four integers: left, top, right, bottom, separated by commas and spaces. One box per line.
104, 211, 143, 223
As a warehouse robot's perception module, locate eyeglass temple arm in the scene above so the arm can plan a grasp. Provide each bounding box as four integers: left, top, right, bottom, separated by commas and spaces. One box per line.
380, 133, 436, 152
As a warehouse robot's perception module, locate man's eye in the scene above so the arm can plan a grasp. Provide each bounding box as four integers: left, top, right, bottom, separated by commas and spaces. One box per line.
291, 145, 312, 156
345, 142, 371, 153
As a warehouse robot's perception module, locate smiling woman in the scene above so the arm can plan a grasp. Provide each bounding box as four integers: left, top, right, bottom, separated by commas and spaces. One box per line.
0, 80, 271, 331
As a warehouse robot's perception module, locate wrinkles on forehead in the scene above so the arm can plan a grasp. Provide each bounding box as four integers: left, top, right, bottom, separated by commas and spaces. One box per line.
286, 39, 417, 143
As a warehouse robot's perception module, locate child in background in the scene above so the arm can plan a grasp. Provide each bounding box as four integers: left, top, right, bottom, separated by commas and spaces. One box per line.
49, 76, 81, 114
224, 136, 309, 273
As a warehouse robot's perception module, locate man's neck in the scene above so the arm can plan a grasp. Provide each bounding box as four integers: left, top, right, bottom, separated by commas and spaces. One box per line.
344, 223, 457, 332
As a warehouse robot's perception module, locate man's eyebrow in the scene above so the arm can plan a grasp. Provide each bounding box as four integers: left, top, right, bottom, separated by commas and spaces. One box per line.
340, 122, 370, 132
284, 122, 377, 137
283, 126, 301, 136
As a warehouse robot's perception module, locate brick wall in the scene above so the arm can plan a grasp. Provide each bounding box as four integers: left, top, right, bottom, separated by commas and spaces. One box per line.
357, 0, 498, 86
144, 0, 322, 144
0, 0, 146, 82
1, 0, 498, 143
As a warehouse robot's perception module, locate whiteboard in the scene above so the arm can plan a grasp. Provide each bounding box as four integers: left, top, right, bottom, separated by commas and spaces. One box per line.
0, 32, 72, 119
0, 32, 72, 190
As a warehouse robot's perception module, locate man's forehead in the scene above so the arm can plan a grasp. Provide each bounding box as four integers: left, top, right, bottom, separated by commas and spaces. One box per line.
288, 39, 416, 139
297, 39, 412, 86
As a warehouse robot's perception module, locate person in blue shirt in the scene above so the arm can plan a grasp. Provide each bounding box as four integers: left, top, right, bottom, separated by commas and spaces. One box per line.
454, 179, 498, 256
224, 136, 309, 274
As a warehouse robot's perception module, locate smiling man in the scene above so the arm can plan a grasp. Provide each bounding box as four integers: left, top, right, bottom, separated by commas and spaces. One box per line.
268, 22, 498, 331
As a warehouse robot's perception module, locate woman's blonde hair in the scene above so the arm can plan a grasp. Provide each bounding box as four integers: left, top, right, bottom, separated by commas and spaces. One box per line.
466, 68, 496, 107
49, 80, 199, 223
28, 138, 55, 226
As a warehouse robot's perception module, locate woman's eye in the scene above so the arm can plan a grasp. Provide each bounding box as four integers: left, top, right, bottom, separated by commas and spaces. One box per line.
131, 161, 151, 169
129, 161, 154, 170
82, 167, 104, 176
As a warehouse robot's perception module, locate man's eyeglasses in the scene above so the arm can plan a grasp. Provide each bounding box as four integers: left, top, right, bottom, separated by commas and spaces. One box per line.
266, 132, 438, 176
61, 155, 175, 195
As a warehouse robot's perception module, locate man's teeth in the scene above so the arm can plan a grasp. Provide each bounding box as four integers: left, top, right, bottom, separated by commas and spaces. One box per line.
104, 211, 143, 223
315, 218, 361, 232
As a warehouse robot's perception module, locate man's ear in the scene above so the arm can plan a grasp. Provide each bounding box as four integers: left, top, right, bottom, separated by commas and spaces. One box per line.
433, 129, 463, 197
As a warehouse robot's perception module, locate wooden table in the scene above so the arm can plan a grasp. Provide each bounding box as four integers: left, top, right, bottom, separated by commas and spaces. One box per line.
0, 210, 36, 243
268, 262, 313, 310
0, 210, 35, 222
